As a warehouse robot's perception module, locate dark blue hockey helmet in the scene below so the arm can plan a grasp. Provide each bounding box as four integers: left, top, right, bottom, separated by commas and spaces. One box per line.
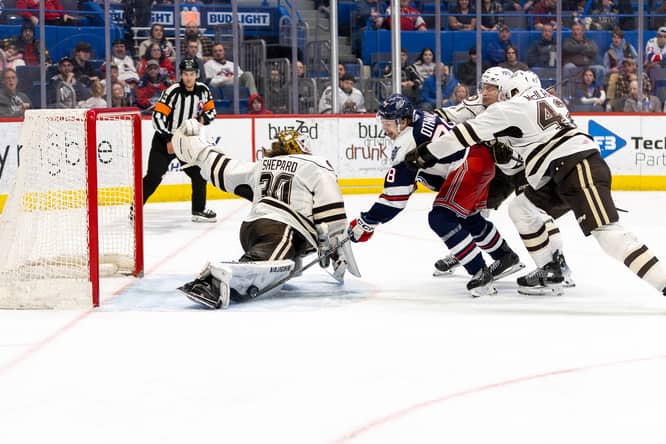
377, 94, 414, 122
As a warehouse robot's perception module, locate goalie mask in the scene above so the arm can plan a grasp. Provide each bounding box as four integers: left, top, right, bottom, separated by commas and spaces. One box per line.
263, 130, 310, 157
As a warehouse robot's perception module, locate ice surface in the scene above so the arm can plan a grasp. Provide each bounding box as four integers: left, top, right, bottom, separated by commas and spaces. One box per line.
1, 192, 666, 443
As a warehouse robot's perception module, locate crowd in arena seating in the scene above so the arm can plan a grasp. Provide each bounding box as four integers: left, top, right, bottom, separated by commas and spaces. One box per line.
0, 0, 665, 116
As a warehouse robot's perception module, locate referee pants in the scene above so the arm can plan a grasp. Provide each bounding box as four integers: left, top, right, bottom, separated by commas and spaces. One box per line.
143, 133, 207, 213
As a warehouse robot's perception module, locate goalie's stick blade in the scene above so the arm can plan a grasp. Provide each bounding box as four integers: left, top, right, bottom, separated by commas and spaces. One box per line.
338, 238, 361, 278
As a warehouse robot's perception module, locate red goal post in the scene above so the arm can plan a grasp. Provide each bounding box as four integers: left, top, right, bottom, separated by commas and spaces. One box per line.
0, 108, 144, 309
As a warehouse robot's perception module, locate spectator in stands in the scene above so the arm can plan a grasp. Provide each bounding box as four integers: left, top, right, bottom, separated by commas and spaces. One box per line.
589, 0, 618, 31
419, 63, 459, 111
353, 0, 385, 57
47, 56, 87, 108
1, 43, 26, 70
110, 81, 131, 108
78, 80, 107, 108
455, 46, 488, 90
382, 48, 423, 101
72, 41, 99, 87
183, 38, 206, 83
8, 21, 50, 66
180, 21, 214, 63
135, 59, 170, 113
413, 47, 436, 81
442, 84, 469, 107
624, 79, 661, 112
486, 24, 513, 65
247, 93, 272, 115
503, 0, 534, 13
100, 64, 135, 107
449, 0, 476, 30
645, 27, 666, 74
385, 0, 427, 31
0, 68, 30, 117
267, 66, 289, 114
111, 39, 139, 84
608, 57, 652, 110
603, 27, 637, 76
572, 68, 606, 111
138, 42, 176, 84
526, 23, 556, 68
318, 73, 366, 113
297, 61, 316, 113
138, 23, 175, 63
531, 0, 558, 30
563, 22, 605, 83
204, 43, 258, 95
17, 0, 78, 26
499, 45, 528, 71
481, 0, 504, 31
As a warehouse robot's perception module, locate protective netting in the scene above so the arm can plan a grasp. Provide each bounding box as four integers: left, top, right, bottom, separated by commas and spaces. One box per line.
0, 109, 139, 308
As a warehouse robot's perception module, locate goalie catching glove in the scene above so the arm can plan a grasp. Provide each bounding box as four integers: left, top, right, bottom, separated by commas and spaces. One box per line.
348, 213, 378, 243
172, 119, 222, 167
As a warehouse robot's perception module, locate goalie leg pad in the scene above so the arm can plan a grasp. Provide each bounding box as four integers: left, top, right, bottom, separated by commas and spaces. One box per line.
211, 260, 296, 301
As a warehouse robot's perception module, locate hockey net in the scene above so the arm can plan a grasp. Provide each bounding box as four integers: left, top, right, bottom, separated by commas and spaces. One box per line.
0, 108, 144, 309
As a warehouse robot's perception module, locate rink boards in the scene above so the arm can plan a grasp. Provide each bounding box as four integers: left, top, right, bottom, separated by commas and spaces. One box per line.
0, 113, 665, 209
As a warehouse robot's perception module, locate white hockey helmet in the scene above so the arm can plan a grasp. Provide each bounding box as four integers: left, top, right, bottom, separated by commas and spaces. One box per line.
480, 67, 512, 87
498, 70, 539, 101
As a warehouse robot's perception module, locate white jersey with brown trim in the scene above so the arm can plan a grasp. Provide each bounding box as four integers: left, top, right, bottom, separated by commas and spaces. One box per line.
433, 95, 486, 124
245, 154, 347, 250
427, 87, 599, 190
199, 151, 347, 250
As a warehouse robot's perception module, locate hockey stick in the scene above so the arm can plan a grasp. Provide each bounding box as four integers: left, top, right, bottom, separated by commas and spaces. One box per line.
246, 235, 352, 300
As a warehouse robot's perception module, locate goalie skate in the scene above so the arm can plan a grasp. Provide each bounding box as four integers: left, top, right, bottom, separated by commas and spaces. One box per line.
489, 252, 525, 280
433, 254, 460, 276
178, 262, 231, 309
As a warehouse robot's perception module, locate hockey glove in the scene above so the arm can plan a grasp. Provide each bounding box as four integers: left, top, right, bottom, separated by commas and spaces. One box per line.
404, 141, 437, 172
486, 140, 514, 164
348, 215, 377, 243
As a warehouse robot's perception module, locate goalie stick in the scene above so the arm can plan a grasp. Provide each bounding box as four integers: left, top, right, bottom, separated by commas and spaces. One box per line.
245, 234, 354, 299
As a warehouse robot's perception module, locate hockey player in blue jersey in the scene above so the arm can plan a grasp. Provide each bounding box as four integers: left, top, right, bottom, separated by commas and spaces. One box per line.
347, 94, 523, 297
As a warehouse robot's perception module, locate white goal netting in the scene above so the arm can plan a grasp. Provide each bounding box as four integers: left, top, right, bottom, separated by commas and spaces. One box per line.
0, 109, 142, 309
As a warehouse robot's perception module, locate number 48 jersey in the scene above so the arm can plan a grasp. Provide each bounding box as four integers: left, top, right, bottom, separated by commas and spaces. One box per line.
427, 87, 599, 190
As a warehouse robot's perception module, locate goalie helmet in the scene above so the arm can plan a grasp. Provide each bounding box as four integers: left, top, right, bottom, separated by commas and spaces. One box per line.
265, 130, 310, 157
499, 70, 539, 101
480, 67, 512, 87
377, 94, 414, 122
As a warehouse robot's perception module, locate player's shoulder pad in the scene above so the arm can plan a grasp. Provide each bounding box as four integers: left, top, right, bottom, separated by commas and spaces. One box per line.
291, 154, 337, 173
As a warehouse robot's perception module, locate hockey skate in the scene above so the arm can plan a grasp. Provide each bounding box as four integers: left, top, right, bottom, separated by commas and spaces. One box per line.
433, 254, 461, 276
554, 251, 576, 288
467, 266, 497, 297
489, 251, 525, 280
516, 259, 565, 296
178, 263, 231, 309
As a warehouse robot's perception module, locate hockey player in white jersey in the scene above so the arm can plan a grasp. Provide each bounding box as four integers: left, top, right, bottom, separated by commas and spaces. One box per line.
348, 94, 522, 297
405, 70, 666, 296
171, 122, 360, 308
430, 67, 573, 286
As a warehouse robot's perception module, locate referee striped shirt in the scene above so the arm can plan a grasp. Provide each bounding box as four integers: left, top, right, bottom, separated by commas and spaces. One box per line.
152, 80, 216, 143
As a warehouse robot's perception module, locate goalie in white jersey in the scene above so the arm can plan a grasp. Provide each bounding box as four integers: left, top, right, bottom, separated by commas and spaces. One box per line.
170, 121, 360, 308
406, 70, 666, 296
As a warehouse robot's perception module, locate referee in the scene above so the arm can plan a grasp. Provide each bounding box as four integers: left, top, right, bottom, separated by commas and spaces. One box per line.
143, 57, 218, 222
